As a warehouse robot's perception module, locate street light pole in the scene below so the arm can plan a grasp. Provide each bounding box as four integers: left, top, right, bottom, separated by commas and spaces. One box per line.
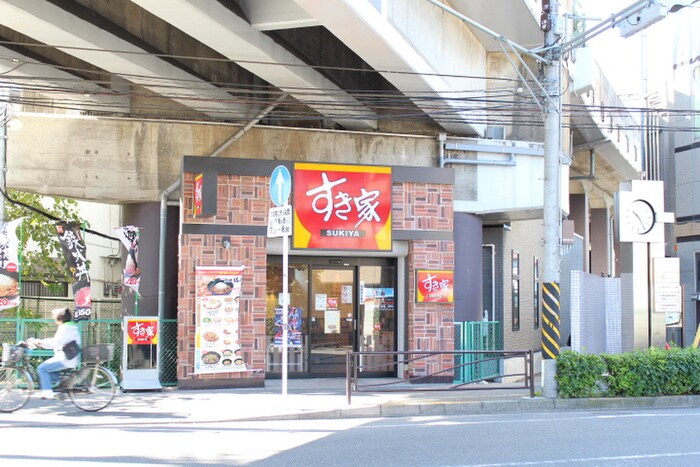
540, 0, 562, 399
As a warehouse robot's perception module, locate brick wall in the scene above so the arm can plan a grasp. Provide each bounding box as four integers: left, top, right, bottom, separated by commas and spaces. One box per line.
396, 182, 455, 380
178, 173, 268, 387
177, 173, 455, 386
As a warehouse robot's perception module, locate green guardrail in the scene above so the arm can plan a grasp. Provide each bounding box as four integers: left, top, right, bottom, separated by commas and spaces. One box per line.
0, 317, 178, 386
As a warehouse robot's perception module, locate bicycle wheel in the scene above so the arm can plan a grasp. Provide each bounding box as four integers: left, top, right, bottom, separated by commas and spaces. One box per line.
0, 367, 33, 412
68, 365, 117, 412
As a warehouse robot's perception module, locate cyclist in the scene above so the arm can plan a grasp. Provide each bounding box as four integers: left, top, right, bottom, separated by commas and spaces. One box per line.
27, 307, 81, 399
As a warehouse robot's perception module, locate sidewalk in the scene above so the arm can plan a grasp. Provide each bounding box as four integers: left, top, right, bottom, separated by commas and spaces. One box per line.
3, 378, 700, 426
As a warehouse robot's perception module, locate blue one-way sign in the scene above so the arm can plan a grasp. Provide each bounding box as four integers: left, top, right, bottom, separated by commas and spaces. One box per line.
270, 165, 292, 207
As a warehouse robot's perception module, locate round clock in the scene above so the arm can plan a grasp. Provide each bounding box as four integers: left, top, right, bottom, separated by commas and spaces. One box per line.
624, 199, 656, 235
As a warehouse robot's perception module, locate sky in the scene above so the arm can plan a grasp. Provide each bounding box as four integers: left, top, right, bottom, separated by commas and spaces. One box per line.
579, 0, 676, 104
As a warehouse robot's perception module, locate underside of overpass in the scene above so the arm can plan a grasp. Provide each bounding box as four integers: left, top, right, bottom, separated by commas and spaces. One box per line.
0, 0, 642, 214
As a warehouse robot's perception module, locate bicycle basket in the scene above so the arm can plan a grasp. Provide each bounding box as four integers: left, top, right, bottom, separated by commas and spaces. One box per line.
82, 344, 114, 362
1, 343, 25, 364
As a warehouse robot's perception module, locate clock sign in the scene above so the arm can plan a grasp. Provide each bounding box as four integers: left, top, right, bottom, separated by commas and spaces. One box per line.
623, 199, 655, 235
616, 183, 666, 244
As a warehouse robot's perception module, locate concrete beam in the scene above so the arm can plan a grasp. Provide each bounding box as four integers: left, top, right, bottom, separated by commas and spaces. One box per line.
0, 0, 253, 119
0, 45, 129, 113
5, 114, 437, 203
294, 0, 486, 136
131, 0, 377, 130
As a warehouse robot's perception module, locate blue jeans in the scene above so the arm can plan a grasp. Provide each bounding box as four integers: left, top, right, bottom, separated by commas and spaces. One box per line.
37, 359, 68, 391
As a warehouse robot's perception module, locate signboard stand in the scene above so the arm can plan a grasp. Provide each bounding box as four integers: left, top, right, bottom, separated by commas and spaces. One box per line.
269, 165, 292, 397
121, 316, 162, 391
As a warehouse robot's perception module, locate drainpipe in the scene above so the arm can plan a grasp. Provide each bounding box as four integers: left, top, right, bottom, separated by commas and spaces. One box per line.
156, 93, 288, 321
438, 132, 446, 167
483, 244, 496, 323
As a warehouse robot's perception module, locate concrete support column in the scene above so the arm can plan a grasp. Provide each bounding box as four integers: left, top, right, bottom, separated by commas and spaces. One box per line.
590, 207, 610, 277
569, 193, 589, 272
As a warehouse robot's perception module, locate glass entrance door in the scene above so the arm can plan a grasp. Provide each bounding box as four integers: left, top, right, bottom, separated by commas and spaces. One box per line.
309, 267, 355, 375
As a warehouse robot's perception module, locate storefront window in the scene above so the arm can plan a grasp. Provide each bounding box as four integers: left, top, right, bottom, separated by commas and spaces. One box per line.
265, 263, 309, 374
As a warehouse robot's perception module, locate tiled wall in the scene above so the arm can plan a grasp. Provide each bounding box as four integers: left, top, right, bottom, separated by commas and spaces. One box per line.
398, 182, 455, 380
177, 174, 455, 386
570, 270, 621, 354
178, 173, 268, 387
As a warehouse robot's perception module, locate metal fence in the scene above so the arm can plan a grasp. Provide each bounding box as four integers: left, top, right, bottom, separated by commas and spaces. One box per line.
13, 296, 123, 320
454, 321, 501, 383
345, 349, 535, 404
0, 316, 178, 386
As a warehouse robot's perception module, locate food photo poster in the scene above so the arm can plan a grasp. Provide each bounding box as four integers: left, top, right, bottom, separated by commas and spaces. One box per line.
194, 266, 247, 374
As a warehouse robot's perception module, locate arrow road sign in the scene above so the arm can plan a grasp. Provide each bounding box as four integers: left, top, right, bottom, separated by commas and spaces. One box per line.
270, 165, 292, 207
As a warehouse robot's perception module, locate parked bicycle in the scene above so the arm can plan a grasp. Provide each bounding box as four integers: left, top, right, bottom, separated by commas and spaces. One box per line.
0, 342, 118, 412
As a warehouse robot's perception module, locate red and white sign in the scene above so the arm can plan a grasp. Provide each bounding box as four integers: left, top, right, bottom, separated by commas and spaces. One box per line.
193, 173, 204, 218
293, 163, 392, 251
416, 270, 454, 303
126, 317, 159, 345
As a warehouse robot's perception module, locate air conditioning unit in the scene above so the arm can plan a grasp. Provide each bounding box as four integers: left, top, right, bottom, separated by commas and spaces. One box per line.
485, 126, 505, 139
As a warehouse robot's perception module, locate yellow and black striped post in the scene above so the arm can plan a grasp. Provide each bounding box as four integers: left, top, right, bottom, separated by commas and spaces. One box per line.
541, 281, 560, 359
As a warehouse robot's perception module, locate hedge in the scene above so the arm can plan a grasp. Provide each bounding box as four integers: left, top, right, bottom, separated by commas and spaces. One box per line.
555, 347, 700, 398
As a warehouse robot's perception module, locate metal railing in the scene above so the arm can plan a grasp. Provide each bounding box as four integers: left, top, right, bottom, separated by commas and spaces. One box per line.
0, 317, 178, 386
346, 349, 535, 404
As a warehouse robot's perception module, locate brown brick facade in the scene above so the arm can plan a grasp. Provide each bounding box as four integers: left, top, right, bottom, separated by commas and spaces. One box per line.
178, 168, 454, 387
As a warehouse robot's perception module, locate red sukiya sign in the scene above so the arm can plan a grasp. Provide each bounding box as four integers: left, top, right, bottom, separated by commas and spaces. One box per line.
293, 163, 392, 250
193, 173, 203, 217
416, 270, 454, 303
126, 318, 159, 345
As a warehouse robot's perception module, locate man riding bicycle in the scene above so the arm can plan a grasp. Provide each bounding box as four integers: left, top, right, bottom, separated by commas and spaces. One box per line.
27, 307, 81, 399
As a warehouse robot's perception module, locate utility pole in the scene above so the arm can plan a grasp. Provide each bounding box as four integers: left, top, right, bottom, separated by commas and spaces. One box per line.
540, 0, 562, 399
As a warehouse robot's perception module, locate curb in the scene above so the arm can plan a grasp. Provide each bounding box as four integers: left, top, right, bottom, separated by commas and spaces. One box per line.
264, 394, 700, 421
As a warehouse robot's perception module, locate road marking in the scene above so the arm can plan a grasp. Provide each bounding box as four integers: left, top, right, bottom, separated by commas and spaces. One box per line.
453, 450, 700, 466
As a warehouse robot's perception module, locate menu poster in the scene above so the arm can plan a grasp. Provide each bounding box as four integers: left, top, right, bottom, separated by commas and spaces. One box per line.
194, 266, 246, 374
325, 308, 340, 334
273, 306, 303, 348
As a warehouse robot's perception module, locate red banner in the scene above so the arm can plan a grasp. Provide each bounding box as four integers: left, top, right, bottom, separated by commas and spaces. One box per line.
293, 163, 392, 250
193, 173, 203, 217
416, 270, 454, 303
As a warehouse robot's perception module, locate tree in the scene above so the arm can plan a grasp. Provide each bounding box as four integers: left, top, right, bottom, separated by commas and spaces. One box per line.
4, 190, 87, 291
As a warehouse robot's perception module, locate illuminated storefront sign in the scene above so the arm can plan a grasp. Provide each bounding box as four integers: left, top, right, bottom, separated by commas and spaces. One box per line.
293, 163, 392, 251
193, 173, 204, 217
416, 269, 454, 303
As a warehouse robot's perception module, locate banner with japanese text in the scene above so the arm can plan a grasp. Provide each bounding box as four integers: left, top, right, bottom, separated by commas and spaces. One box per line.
0, 219, 22, 311
193, 173, 204, 217
125, 316, 159, 345
55, 221, 91, 321
114, 225, 141, 295
293, 163, 392, 251
416, 269, 454, 303
194, 266, 246, 373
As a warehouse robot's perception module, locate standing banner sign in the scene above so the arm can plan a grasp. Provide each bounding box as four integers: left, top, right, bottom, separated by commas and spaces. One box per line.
121, 316, 161, 391
194, 266, 247, 374
55, 221, 91, 321
0, 219, 22, 311
114, 225, 141, 295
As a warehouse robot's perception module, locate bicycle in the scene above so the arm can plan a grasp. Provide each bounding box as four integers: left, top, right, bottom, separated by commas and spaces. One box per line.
0, 342, 118, 412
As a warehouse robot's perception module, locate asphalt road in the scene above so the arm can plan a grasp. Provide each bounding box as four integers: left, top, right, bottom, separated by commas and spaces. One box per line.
2, 408, 700, 466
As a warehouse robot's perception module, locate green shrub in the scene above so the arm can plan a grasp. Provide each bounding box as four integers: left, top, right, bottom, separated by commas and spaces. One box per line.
555, 350, 606, 398
559, 347, 700, 399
